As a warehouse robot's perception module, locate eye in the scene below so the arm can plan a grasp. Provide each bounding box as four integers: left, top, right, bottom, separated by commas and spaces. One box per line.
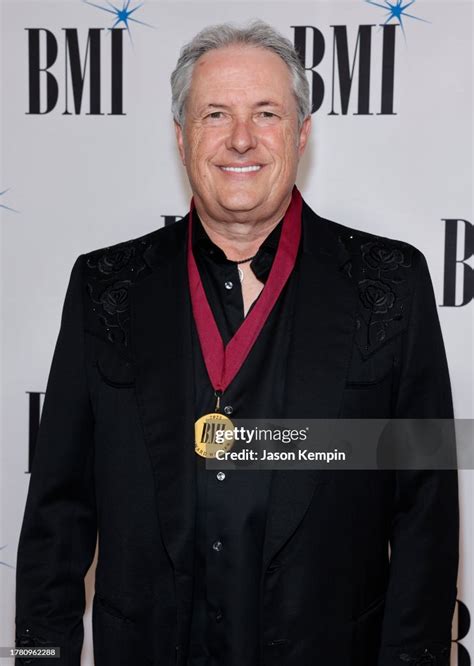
206, 111, 224, 119
256, 111, 279, 122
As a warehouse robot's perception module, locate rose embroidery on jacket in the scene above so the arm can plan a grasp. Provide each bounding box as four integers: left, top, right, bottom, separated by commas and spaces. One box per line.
85, 238, 152, 346
362, 241, 406, 274
355, 239, 411, 350
99, 281, 131, 315
97, 246, 135, 274
358, 279, 395, 314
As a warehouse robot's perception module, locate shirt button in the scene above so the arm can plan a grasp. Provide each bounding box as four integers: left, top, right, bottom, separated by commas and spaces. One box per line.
224, 281, 233, 290
223, 405, 233, 415
215, 609, 223, 622
216, 471, 226, 481
212, 540, 223, 552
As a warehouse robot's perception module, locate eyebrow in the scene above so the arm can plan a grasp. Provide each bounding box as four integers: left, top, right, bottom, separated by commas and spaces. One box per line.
255, 100, 281, 108
204, 100, 282, 110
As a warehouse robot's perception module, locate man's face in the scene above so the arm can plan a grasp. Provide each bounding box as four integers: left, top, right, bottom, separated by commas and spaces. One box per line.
175, 45, 311, 224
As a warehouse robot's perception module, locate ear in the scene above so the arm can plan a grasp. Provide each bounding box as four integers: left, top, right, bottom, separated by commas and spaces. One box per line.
174, 120, 186, 166
297, 115, 312, 157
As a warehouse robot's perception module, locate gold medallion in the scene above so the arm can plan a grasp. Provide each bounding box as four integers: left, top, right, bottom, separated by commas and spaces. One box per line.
194, 412, 235, 459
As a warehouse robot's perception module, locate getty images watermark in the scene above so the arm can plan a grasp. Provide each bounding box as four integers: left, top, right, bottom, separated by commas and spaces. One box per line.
203, 419, 472, 470
213, 424, 346, 463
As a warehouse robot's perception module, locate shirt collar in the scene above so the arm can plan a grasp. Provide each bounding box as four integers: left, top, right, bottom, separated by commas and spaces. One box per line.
192, 211, 283, 283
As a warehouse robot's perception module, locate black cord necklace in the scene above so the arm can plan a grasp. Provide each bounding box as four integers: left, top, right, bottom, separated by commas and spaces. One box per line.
232, 254, 257, 265
228, 255, 257, 283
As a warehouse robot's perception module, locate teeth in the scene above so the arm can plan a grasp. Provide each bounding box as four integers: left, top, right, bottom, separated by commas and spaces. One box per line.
221, 165, 261, 173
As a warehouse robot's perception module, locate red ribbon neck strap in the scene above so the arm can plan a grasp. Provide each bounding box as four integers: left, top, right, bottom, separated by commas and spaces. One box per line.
187, 186, 302, 394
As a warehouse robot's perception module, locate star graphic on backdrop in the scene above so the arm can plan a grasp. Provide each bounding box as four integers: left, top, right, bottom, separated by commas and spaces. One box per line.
365, 0, 430, 38
82, 0, 155, 43
0, 189, 19, 213
0, 545, 15, 569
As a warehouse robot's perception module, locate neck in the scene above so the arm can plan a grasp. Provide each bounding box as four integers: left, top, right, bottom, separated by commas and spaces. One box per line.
194, 193, 292, 262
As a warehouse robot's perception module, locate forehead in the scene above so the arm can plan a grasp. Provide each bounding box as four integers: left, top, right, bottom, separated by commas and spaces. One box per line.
188, 45, 294, 105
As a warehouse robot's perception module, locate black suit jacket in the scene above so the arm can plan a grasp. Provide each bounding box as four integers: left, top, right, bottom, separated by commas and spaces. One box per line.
15, 200, 459, 666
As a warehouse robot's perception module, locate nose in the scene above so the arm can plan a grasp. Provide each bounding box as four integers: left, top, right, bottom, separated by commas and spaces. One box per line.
226, 117, 257, 153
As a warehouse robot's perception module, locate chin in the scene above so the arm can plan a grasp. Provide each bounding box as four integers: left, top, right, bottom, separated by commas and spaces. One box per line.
217, 190, 266, 215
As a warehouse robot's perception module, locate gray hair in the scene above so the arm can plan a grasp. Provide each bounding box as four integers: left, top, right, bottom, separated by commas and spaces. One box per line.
170, 20, 311, 128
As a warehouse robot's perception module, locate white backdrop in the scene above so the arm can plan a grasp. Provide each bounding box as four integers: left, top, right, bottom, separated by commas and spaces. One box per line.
1, 0, 472, 663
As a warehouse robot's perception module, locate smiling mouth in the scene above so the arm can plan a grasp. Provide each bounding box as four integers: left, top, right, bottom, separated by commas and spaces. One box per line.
219, 165, 263, 173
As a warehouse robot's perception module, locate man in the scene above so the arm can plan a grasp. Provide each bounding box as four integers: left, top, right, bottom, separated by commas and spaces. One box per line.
16, 20, 458, 666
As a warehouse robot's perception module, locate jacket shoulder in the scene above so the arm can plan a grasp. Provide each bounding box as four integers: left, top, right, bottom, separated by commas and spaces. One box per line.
305, 205, 426, 358
80, 219, 188, 348
82, 217, 188, 270
304, 202, 421, 259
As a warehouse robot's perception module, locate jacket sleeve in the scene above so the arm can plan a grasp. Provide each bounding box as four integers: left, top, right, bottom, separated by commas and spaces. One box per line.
15, 254, 97, 666
377, 250, 459, 666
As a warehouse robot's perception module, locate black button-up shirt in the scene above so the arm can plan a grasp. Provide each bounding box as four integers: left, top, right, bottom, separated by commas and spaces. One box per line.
188, 211, 300, 666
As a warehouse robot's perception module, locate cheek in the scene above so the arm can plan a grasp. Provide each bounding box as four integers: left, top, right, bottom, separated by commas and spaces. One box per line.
187, 139, 219, 187
262, 128, 299, 165
282, 125, 300, 153
189, 130, 224, 161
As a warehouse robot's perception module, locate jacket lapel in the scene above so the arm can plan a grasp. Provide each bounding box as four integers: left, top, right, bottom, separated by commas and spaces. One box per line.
130, 218, 196, 604
263, 201, 358, 569
285, 201, 357, 419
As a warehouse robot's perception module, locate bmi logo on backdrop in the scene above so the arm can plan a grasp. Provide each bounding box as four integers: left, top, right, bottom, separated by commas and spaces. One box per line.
26, 24, 397, 116
21, 1, 430, 114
